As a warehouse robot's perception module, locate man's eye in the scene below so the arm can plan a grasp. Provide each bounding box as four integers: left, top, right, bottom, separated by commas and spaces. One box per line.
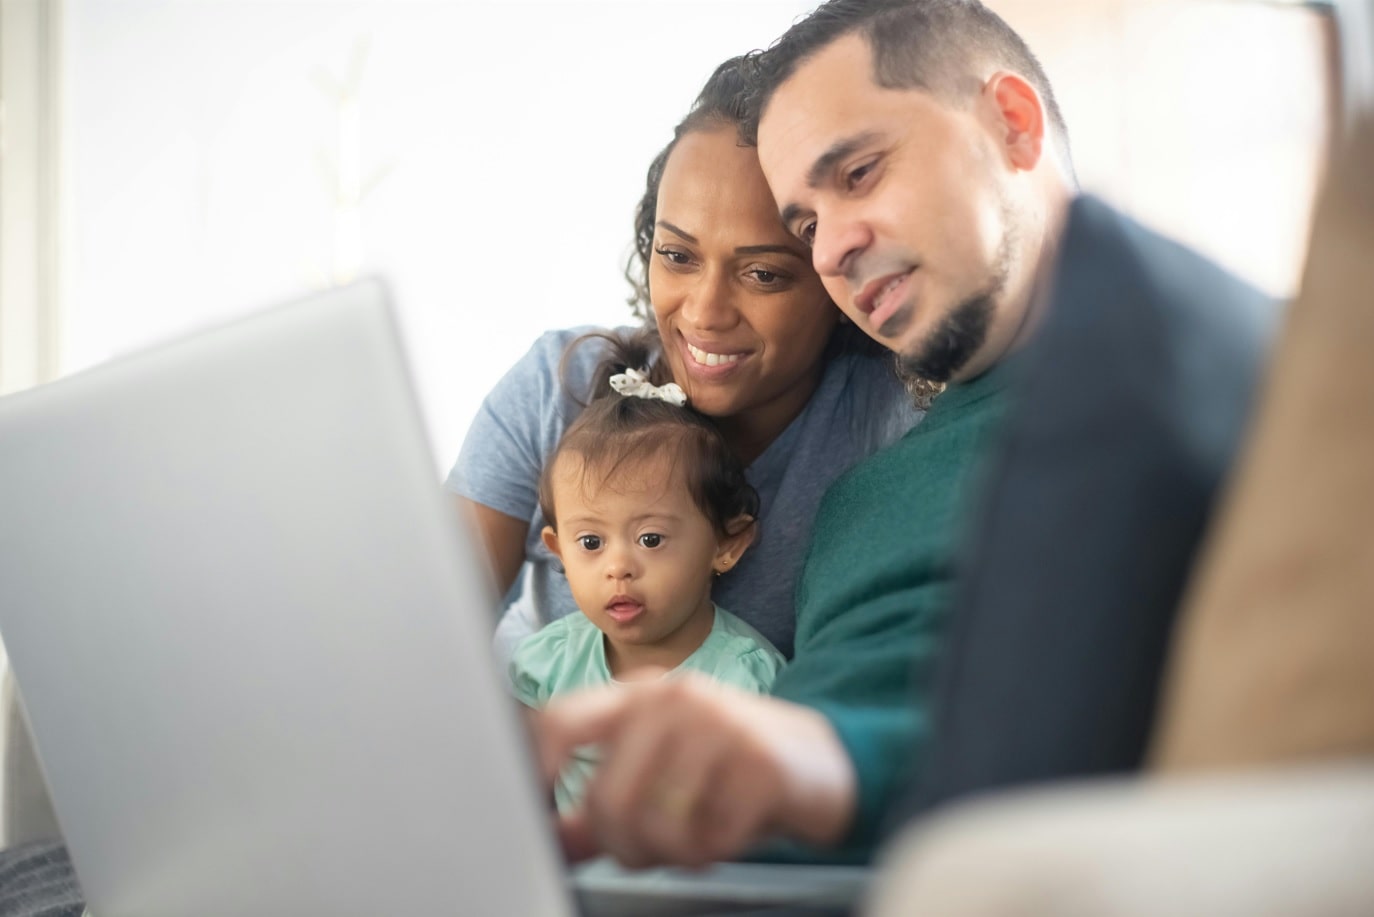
845, 162, 874, 190
798, 221, 817, 248
577, 535, 602, 551
638, 533, 664, 548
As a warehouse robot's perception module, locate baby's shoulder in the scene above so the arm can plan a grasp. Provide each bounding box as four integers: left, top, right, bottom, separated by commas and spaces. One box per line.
509, 615, 607, 704
687, 607, 787, 691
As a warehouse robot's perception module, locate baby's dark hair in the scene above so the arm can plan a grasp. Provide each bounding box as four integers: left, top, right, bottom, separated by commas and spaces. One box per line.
539, 329, 759, 537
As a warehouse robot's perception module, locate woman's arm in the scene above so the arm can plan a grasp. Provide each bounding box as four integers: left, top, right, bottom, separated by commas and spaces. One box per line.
456, 495, 529, 599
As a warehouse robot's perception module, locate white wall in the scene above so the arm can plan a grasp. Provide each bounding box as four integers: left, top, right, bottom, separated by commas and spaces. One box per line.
59, 0, 1331, 474
61, 0, 818, 473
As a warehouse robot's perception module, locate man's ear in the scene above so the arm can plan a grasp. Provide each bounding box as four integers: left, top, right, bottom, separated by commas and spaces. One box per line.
540, 525, 562, 560
713, 515, 757, 574
984, 71, 1045, 171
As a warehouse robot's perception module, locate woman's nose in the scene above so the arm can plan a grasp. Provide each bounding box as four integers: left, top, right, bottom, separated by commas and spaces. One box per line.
677, 267, 737, 331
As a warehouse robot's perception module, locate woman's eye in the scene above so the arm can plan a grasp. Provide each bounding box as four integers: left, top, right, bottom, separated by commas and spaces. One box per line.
655, 246, 691, 266
749, 268, 782, 286
577, 535, 602, 551
637, 533, 664, 549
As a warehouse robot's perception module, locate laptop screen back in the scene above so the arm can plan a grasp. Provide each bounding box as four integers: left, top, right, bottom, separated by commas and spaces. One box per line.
0, 282, 573, 917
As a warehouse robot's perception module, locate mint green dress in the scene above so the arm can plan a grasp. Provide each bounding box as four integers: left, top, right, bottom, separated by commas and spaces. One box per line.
510, 605, 786, 812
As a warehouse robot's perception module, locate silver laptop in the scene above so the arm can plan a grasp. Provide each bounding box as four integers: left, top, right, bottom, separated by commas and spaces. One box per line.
0, 281, 865, 916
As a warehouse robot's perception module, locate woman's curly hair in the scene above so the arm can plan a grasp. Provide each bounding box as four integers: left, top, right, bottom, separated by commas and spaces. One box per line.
623, 57, 752, 320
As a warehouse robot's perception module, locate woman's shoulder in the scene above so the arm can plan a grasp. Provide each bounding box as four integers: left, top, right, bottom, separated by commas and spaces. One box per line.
450, 324, 653, 513
483, 322, 649, 428
819, 346, 924, 448
822, 344, 903, 402
518, 323, 616, 376
519, 324, 651, 394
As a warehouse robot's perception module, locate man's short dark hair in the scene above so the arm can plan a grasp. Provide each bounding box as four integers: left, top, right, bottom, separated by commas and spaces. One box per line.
743, 0, 1074, 177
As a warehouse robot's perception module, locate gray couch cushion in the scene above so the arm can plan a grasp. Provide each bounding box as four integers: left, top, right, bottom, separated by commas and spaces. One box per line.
0, 840, 81, 917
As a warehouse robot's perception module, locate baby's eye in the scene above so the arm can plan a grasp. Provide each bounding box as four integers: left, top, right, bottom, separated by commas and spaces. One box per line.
637, 533, 664, 549
577, 535, 602, 551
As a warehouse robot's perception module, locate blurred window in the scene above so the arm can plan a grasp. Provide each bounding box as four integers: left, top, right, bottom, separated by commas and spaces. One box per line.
17, 0, 1338, 469
995, 0, 1333, 299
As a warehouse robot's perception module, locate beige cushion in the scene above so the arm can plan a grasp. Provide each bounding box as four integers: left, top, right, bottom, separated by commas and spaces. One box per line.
865, 766, 1374, 917
1150, 111, 1374, 770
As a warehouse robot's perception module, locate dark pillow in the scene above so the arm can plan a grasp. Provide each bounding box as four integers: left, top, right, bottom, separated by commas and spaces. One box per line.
900, 195, 1278, 820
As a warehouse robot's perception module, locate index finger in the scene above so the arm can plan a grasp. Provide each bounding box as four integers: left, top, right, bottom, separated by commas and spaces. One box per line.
535, 686, 634, 781
556, 806, 601, 864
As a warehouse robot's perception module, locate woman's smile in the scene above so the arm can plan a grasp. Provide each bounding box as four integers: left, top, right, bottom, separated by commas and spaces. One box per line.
678, 335, 752, 382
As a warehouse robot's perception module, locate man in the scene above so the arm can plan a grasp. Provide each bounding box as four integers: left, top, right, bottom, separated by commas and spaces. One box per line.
538, 0, 1077, 868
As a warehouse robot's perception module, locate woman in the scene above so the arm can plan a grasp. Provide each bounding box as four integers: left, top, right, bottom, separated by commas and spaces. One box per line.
447, 57, 923, 660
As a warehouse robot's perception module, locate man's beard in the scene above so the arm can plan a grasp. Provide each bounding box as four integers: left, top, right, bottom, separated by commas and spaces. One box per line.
896, 290, 994, 383
895, 219, 1014, 384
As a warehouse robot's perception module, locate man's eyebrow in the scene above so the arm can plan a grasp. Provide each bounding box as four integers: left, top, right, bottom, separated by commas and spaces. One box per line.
779, 131, 882, 227
656, 221, 697, 244
807, 131, 881, 189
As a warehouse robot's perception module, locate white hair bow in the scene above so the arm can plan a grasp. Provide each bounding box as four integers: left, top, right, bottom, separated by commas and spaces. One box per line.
608, 367, 688, 406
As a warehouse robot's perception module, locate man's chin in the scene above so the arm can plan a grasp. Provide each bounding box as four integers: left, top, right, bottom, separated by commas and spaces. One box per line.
898, 294, 994, 384
874, 303, 917, 343
899, 343, 972, 385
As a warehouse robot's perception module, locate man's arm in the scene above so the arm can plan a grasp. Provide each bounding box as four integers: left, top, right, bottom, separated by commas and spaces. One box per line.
771, 578, 949, 853
535, 676, 856, 869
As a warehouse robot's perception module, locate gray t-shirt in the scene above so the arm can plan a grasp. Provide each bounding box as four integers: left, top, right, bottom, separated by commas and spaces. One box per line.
445, 326, 921, 658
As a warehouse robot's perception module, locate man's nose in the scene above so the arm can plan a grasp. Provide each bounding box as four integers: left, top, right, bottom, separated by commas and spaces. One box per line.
811, 210, 870, 279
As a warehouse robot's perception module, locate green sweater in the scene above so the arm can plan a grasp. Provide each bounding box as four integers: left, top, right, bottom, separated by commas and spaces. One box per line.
770, 360, 1014, 859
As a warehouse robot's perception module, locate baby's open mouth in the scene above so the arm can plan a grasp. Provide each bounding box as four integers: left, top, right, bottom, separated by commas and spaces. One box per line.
605, 599, 646, 623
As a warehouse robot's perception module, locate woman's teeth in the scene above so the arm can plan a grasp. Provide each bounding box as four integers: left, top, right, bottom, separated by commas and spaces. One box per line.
687, 343, 743, 367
